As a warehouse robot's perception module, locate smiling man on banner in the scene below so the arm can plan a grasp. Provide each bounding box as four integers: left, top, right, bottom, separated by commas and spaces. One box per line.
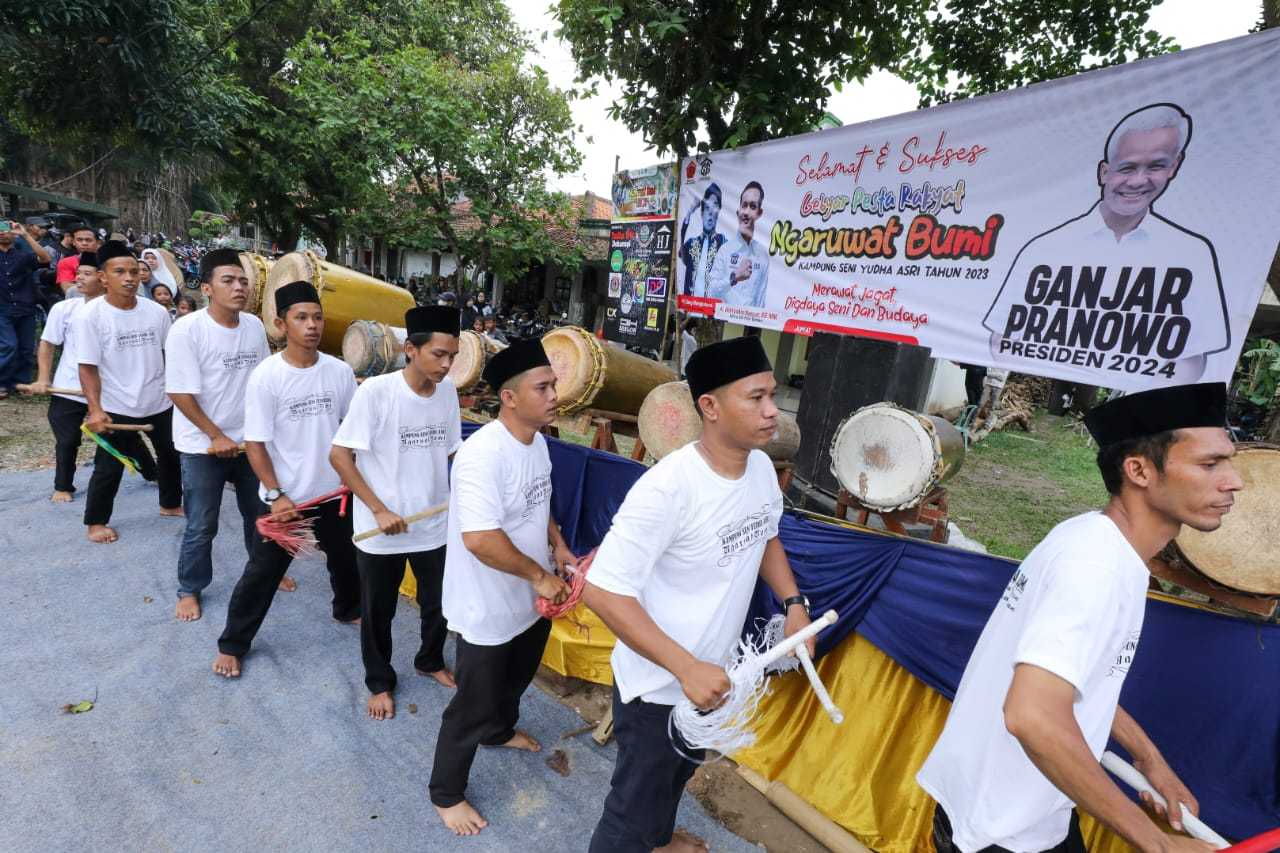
709, 182, 770, 308
679, 182, 726, 298
982, 104, 1228, 386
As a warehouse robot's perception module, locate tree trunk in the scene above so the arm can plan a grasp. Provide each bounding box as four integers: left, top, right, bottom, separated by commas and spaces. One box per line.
1265, 404, 1280, 444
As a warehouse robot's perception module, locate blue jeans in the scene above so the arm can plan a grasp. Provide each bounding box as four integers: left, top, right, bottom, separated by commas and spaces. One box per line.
176, 452, 261, 599
0, 308, 36, 390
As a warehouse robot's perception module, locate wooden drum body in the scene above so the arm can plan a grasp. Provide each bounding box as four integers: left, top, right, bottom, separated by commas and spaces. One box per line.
637, 380, 801, 462
1173, 443, 1280, 595
541, 326, 677, 416
448, 331, 500, 393
829, 402, 965, 511
262, 251, 415, 355
342, 320, 406, 378
238, 252, 273, 317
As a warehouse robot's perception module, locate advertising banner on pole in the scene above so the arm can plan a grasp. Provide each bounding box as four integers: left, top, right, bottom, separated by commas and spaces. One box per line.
605, 164, 679, 349
674, 31, 1280, 390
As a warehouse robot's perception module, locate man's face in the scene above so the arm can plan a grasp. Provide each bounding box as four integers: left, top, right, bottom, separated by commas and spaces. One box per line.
699, 371, 779, 450
1099, 127, 1182, 219
503, 365, 559, 427
28, 224, 46, 241
737, 187, 763, 239
76, 265, 102, 297
101, 257, 140, 300
0, 228, 13, 249
275, 303, 324, 350
203, 264, 250, 313
483, 317, 496, 332
72, 230, 98, 252
701, 195, 721, 232
407, 333, 460, 383
1139, 428, 1242, 532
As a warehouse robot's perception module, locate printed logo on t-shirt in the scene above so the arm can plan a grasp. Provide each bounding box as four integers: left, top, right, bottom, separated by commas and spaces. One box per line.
715, 501, 779, 566
399, 423, 447, 452
521, 473, 552, 520
282, 392, 335, 421
220, 350, 261, 371
113, 329, 159, 350
1001, 570, 1029, 611
1108, 629, 1141, 678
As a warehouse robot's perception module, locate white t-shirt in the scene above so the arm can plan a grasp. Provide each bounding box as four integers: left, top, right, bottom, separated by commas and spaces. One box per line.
917, 512, 1150, 853
74, 296, 172, 417
708, 235, 770, 308
588, 444, 784, 705
242, 352, 356, 504
41, 295, 88, 402
164, 309, 270, 455
331, 372, 462, 555
442, 420, 553, 646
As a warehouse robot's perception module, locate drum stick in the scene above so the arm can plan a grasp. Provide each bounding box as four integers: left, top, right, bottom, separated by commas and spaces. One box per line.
1101, 751, 1229, 849
16, 384, 82, 395
352, 501, 449, 543
97, 423, 154, 433
205, 443, 246, 454
794, 643, 844, 725
757, 610, 838, 671
1225, 828, 1280, 853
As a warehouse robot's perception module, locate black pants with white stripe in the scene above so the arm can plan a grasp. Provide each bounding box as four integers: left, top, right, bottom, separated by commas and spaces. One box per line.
428, 617, 551, 808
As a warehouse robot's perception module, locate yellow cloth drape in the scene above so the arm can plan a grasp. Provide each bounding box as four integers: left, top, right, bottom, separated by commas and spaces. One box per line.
403, 565, 1132, 851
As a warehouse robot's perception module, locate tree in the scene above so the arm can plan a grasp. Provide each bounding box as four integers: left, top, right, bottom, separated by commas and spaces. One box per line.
553, 0, 1175, 157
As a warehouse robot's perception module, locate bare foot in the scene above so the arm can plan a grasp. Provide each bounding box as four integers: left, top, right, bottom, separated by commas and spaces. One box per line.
434, 800, 488, 836
278, 575, 297, 592
367, 691, 395, 720
493, 730, 540, 752
417, 667, 457, 689
51, 490, 73, 503
175, 596, 202, 622
87, 524, 118, 544
160, 506, 184, 517
656, 829, 709, 852
212, 653, 241, 678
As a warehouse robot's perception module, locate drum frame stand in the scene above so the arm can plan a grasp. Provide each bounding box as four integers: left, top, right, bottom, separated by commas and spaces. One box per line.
834, 486, 951, 544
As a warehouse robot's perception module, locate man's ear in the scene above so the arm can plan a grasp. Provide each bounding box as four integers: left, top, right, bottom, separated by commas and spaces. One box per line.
1122, 454, 1156, 490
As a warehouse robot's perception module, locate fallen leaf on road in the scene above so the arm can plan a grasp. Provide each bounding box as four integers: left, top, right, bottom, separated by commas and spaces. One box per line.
407, 704, 418, 715
143, 596, 153, 604
61, 700, 94, 714
545, 749, 570, 777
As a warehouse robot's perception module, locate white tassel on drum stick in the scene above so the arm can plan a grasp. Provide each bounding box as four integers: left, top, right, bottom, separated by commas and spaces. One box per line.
670, 610, 839, 758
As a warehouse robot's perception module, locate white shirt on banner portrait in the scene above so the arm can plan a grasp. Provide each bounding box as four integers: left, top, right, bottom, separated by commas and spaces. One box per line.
164, 308, 270, 454
982, 204, 1228, 374
41, 295, 87, 402
708, 236, 770, 308
916, 512, 1149, 853
331, 372, 462, 555
442, 419, 553, 646
587, 443, 784, 705
242, 352, 356, 504
74, 296, 172, 416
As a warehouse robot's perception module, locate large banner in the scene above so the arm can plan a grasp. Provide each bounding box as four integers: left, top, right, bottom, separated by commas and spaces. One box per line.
605, 164, 679, 349
675, 31, 1280, 389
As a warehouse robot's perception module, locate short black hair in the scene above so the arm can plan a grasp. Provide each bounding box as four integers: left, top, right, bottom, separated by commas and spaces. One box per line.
741, 181, 764, 207
70, 224, 96, 236
151, 283, 173, 298
1096, 430, 1181, 495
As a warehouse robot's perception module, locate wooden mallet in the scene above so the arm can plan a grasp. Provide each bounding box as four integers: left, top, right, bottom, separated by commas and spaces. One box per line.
352, 502, 449, 542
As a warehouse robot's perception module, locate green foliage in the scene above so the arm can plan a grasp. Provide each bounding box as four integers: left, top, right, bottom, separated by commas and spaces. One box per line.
188, 210, 231, 242
1240, 338, 1280, 406
554, 0, 1173, 156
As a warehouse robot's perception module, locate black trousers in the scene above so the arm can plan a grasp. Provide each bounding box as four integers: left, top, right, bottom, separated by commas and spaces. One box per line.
428, 617, 551, 808
47, 395, 87, 493
588, 687, 705, 853
83, 408, 181, 525
932, 805, 1087, 853
217, 497, 361, 657
357, 546, 447, 695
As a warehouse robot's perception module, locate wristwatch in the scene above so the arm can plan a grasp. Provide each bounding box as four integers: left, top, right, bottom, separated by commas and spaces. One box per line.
264, 488, 285, 502
782, 594, 810, 615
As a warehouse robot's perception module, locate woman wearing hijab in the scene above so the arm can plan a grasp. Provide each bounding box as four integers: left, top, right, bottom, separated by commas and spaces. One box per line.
141, 248, 179, 301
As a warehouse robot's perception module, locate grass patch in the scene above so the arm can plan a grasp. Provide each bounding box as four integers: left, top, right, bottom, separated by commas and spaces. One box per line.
946, 411, 1109, 560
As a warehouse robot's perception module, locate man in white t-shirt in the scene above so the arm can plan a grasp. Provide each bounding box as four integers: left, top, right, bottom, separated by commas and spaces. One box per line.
166, 249, 274, 623
918, 382, 1242, 853
76, 241, 182, 544
429, 338, 574, 837
583, 335, 812, 853
331, 305, 463, 721
212, 280, 359, 679
21, 252, 102, 501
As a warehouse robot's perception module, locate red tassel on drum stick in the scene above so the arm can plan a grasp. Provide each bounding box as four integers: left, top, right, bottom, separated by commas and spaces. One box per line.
537, 550, 596, 620
256, 488, 352, 557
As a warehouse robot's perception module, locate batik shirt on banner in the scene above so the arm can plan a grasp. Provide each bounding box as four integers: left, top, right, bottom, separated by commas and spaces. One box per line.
243, 352, 356, 504
917, 512, 1149, 852
331, 372, 462, 555
589, 443, 784, 705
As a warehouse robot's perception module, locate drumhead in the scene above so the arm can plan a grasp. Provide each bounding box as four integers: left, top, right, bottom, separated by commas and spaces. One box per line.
830, 403, 940, 511
239, 252, 271, 317
1174, 444, 1280, 595
542, 326, 603, 412
637, 381, 703, 460
448, 331, 488, 392
342, 320, 405, 377
261, 251, 316, 345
